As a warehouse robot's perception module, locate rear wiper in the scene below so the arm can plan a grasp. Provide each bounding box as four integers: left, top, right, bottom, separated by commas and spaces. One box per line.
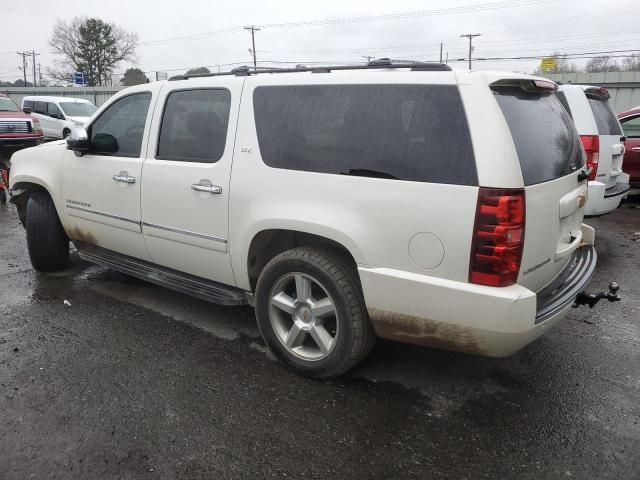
340, 168, 398, 180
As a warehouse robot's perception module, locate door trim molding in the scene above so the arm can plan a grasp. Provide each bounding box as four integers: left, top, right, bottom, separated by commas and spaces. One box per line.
66, 204, 141, 225
142, 221, 227, 244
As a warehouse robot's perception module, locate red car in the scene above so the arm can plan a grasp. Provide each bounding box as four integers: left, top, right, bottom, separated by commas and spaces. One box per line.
0, 93, 44, 164
618, 106, 640, 189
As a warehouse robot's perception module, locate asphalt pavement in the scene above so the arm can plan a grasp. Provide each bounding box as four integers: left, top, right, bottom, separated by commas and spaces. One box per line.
1, 199, 639, 479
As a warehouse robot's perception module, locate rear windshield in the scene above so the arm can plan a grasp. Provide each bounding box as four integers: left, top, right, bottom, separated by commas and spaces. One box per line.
587, 97, 622, 136
493, 87, 583, 186
253, 84, 477, 185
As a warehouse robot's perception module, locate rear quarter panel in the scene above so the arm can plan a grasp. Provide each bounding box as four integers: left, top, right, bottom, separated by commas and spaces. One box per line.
229, 73, 480, 291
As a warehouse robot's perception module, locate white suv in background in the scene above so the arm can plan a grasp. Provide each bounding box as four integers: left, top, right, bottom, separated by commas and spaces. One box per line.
10, 63, 607, 378
22, 96, 97, 140
556, 85, 630, 215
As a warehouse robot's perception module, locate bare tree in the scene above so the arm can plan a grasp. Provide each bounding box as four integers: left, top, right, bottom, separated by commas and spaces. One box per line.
185, 67, 211, 75
585, 56, 620, 73
48, 17, 137, 86
622, 54, 640, 72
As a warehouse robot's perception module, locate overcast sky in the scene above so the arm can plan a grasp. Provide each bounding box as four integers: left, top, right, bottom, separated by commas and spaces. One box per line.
1, 0, 638, 83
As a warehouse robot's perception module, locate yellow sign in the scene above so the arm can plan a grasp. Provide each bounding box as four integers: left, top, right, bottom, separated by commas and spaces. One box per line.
541, 57, 557, 71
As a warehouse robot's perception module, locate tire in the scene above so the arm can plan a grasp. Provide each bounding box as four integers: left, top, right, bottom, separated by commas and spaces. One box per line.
62, 129, 71, 139
255, 247, 375, 378
0, 189, 6, 204
25, 191, 69, 271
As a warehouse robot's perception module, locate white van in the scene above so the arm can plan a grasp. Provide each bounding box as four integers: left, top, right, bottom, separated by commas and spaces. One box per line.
21, 96, 97, 140
555, 85, 630, 215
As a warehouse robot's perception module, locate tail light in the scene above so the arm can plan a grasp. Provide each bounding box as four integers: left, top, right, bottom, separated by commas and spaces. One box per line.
580, 135, 599, 181
469, 188, 525, 287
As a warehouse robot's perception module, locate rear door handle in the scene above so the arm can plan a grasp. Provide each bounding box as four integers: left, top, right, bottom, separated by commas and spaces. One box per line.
191, 183, 222, 194
112, 172, 136, 184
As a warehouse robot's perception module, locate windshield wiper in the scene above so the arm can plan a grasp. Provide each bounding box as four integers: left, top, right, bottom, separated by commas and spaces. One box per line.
340, 168, 398, 180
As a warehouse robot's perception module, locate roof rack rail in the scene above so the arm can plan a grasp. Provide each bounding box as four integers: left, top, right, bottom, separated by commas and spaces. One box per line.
168, 59, 452, 80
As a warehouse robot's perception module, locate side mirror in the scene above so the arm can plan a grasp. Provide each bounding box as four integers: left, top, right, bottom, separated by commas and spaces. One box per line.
91, 133, 118, 154
67, 127, 90, 155
23, 107, 32, 114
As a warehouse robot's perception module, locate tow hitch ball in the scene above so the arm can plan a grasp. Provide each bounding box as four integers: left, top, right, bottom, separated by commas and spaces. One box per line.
573, 282, 621, 308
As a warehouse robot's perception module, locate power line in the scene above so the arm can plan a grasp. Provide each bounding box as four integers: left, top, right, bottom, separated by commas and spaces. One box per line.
259, 0, 563, 29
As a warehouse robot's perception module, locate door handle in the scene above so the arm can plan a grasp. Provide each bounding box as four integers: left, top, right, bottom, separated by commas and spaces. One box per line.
191, 183, 222, 194
112, 173, 136, 184
632, 147, 640, 152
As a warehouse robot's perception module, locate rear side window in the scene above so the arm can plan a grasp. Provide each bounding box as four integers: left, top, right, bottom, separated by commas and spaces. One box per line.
588, 98, 623, 136
554, 91, 572, 118
493, 87, 583, 186
33, 101, 47, 114
47, 103, 61, 117
157, 89, 231, 163
23, 100, 34, 109
253, 84, 477, 185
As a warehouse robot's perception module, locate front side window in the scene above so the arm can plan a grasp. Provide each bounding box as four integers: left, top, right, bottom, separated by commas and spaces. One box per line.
157, 89, 231, 163
90, 93, 151, 157
253, 84, 477, 185
621, 115, 640, 138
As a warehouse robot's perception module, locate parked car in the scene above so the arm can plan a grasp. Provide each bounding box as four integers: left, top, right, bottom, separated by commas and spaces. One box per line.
21, 96, 97, 140
617, 106, 640, 190
0, 93, 44, 162
10, 63, 604, 378
555, 85, 629, 215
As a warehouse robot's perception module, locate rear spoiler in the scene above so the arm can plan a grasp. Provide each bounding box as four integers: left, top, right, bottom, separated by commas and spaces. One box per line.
490, 78, 558, 93
584, 86, 611, 101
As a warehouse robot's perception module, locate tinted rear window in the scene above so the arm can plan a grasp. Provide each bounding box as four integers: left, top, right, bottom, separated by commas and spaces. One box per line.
587, 97, 623, 136
253, 84, 477, 185
493, 87, 583, 186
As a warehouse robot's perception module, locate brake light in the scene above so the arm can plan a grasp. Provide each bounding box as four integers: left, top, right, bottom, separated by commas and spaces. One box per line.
580, 135, 599, 181
469, 188, 525, 287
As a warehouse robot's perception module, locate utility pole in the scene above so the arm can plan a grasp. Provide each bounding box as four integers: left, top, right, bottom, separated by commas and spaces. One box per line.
460, 33, 481, 70
16, 51, 27, 85
38, 64, 43, 86
244, 26, 260, 70
31, 50, 40, 87
439, 43, 443, 63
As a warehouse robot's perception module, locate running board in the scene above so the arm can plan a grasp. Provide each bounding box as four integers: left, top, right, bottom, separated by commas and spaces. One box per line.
75, 242, 248, 306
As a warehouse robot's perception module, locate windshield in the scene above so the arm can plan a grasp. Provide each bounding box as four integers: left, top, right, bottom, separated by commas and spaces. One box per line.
0, 97, 21, 112
60, 102, 97, 117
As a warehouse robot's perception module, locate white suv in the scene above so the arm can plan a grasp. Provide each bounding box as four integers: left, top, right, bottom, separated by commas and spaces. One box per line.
555, 85, 630, 215
9, 63, 600, 377
22, 96, 97, 140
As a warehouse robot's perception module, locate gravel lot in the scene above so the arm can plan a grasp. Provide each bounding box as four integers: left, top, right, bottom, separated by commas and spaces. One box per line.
1, 199, 639, 479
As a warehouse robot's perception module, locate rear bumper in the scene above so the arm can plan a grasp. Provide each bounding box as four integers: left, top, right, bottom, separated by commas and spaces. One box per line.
358, 244, 596, 357
585, 177, 630, 215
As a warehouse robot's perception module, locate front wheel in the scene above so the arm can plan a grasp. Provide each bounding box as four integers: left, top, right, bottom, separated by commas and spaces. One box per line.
255, 247, 375, 378
26, 191, 69, 271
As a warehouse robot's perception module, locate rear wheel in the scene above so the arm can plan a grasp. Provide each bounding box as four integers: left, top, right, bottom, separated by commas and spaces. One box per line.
255, 247, 375, 378
26, 191, 69, 271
